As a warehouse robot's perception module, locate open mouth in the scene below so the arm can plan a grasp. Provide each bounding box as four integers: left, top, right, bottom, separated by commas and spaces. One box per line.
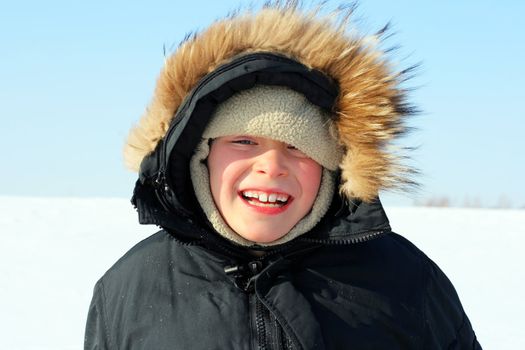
240, 190, 291, 208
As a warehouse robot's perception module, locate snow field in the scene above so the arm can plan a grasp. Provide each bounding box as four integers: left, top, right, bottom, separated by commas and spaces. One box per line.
0, 197, 523, 349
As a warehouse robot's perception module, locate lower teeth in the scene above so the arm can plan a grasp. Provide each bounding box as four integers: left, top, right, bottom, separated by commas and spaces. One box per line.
247, 199, 284, 207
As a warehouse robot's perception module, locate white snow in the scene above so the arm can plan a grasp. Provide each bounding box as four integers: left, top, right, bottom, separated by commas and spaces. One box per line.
0, 197, 523, 349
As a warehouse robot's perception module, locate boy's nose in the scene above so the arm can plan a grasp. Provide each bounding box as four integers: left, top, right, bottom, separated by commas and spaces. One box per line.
254, 148, 289, 178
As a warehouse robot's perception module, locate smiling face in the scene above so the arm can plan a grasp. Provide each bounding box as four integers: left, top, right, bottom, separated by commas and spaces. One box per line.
207, 135, 322, 243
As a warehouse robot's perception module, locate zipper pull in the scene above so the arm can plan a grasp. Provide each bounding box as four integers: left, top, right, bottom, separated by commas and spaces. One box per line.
224, 264, 246, 276
247, 261, 263, 274
224, 261, 264, 292
224, 261, 263, 277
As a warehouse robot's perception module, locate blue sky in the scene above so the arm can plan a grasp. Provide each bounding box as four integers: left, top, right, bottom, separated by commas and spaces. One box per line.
1, 1, 523, 207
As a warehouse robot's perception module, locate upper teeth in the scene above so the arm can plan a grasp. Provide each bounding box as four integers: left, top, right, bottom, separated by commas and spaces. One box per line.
242, 191, 289, 203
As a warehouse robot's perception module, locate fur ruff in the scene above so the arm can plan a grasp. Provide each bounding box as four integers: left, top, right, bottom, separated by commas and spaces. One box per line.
124, 3, 417, 202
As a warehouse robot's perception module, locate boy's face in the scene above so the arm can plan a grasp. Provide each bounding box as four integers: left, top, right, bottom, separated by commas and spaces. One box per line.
208, 135, 322, 243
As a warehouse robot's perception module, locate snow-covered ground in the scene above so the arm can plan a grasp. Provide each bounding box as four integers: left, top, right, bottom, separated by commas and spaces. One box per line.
0, 197, 523, 349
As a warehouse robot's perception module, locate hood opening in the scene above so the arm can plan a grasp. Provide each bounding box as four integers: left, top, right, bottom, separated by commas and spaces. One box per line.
151, 52, 340, 217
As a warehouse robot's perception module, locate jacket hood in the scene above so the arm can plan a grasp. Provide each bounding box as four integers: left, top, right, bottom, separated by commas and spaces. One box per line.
125, 3, 416, 241
126, 4, 417, 203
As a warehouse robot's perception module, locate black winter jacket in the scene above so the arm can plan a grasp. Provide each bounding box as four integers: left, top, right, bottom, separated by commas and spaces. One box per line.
85, 199, 481, 349
86, 7, 482, 347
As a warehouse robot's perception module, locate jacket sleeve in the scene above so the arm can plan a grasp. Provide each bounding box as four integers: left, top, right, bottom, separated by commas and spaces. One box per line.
422, 258, 482, 349
84, 280, 114, 350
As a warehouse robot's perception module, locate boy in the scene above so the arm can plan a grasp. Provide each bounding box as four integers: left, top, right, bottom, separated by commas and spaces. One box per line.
85, 4, 481, 349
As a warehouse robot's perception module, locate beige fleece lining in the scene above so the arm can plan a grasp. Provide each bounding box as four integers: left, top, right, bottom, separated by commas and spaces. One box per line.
202, 86, 343, 171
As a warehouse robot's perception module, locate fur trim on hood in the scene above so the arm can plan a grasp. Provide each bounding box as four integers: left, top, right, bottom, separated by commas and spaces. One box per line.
124, 3, 417, 202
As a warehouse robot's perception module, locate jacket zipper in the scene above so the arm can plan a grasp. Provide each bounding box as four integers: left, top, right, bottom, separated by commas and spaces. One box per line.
252, 229, 387, 263
298, 229, 386, 245
252, 289, 296, 350
255, 297, 268, 350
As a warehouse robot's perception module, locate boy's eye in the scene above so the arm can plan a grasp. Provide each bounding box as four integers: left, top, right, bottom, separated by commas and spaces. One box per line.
287, 144, 308, 158
232, 139, 256, 145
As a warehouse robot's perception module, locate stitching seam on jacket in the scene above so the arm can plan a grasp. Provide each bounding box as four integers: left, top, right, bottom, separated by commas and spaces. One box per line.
99, 280, 116, 350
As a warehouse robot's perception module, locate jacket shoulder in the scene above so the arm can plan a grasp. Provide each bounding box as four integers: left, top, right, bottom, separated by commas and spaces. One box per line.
384, 233, 481, 349
308, 232, 481, 349
96, 230, 228, 295
100, 230, 172, 282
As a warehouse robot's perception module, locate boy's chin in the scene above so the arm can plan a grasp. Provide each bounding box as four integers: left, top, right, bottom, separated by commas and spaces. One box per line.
235, 226, 291, 245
